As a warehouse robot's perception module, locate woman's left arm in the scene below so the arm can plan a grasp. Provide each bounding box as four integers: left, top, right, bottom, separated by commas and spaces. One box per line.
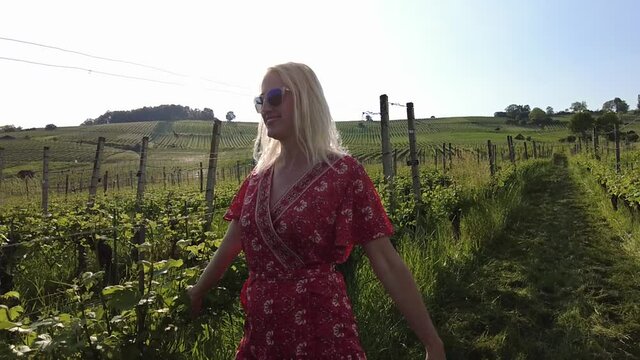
363, 236, 445, 360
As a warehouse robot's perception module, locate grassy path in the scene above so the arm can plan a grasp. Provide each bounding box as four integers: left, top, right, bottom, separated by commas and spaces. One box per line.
434, 156, 640, 359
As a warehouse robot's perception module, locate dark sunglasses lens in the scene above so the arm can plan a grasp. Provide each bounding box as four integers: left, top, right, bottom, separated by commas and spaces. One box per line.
254, 96, 263, 112
266, 88, 284, 107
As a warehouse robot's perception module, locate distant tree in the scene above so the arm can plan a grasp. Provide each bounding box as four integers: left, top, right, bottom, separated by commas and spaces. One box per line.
494, 112, 507, 117
202, 108, 215, 120
637, 94, 640, 111
84, 105, 216, 125
516, 112, 529, 125
569, 112, 594, 139
529, 107, 551, 126
602, 99, 615, 112
570, 101, 588, 113
595, 111, 621, 134
226, 111, 236, 122
45, 124, 57, 130
613, 97, 629, 113
602, 98, 629, 113
0, 125, 21, 132
365, 114, 373, 122
504, 104, 520, 118
504, 104, 530, 121
546, 106, 554, 116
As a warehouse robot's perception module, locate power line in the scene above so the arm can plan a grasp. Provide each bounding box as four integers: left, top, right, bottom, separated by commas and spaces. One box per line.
0, 36, 186, 76
0, 56, 254, 96
0, 36, 253, 91
0, 56, 182, 86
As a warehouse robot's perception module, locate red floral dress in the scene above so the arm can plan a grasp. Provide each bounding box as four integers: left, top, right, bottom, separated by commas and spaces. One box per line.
223, 154, 394, 359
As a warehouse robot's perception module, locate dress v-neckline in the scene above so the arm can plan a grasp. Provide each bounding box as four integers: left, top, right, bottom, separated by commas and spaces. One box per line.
268, 162, 318, 217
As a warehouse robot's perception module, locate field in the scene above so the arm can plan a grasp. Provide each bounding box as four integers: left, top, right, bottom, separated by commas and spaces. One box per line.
0, 116, 573, 177
1, 115, 640, 359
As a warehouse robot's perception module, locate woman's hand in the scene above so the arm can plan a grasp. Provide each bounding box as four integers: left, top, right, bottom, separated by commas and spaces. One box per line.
187, 285, 205, 319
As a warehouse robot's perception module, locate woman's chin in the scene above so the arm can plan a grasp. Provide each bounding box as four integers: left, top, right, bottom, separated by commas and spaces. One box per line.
266, 128, 283, 140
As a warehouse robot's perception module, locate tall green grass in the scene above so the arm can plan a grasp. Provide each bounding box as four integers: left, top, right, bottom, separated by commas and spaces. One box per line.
346, 161, 542, 359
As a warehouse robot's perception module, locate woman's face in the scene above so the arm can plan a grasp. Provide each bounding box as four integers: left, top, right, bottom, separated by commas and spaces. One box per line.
259, 71, 295, 142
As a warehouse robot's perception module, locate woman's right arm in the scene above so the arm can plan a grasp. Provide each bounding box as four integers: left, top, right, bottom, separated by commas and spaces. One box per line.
188, 219, 243, 317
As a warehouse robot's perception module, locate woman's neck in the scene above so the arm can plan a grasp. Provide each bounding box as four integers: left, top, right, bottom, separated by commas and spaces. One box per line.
277, 142, 312, 172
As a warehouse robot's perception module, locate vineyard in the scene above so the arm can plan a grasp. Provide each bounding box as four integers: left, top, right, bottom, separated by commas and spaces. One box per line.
1, 116, 640, 359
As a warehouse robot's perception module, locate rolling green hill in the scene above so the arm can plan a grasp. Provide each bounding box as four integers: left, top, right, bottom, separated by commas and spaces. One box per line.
6, 113, 640, 177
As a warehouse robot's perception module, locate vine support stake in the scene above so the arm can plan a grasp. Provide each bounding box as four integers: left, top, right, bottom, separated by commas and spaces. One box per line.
135, 137, 149, 213
42, 146, 50, 214
615, 124, 621, 173
88, 137, 105, 208
204, 119, 222, 235
406, 102, 421, 203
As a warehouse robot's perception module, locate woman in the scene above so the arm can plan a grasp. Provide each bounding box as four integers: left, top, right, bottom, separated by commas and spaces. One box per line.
188, 62, 445, 359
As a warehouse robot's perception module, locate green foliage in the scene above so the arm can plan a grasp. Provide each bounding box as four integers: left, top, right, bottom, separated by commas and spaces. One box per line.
574, 155, 640, 206
570, 101, 588, 113
504, 104, 530, 120
595, 111, 621, 135
569, 112, 594, 137
546, 106, 554, 116
529, 107, 552, 126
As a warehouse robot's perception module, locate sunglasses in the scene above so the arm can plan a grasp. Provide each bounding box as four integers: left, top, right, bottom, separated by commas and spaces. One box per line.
254, 87, 290, 113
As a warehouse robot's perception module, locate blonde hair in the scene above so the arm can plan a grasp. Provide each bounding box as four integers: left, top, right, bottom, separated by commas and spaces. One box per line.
253, 62, 346, 173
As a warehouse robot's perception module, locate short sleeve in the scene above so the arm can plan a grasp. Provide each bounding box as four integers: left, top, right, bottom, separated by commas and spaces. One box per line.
223, 175, 251, 221
334, 159, 394, 260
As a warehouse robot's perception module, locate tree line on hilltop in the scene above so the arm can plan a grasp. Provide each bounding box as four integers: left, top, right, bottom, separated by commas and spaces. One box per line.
80, 104, 216, 126
495, 96, 639, 130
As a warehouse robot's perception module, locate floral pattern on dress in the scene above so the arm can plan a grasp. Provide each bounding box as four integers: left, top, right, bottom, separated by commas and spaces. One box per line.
224, 155, 393, 359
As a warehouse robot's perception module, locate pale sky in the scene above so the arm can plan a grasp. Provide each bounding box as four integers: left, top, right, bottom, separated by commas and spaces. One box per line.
1, 0, 639, 129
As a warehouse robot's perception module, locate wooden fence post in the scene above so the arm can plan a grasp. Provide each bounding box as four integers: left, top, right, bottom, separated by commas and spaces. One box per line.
163, 167, 167, 189
199, 162, 204, 192
507, 136, 515, 164
88, 137, 105, 208
593, 127, 600, 160
487, 140, 495, 176
393, 149, 398, 177
615, 124, 621, 173
204, 120, 222, 233
442, 143, 447, 173
406, 102, 421, 202
135, 137, 149, 213
379, 94, 395, 212
235, 161, 241, 184
42, 147, 50, 214
65, 172, 70, 197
